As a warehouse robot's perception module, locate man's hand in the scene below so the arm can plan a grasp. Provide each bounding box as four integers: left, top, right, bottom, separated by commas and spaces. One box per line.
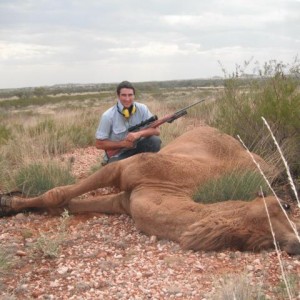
122, 139, 135, 149
125, 127, 160, 143
125, 132, 141, 142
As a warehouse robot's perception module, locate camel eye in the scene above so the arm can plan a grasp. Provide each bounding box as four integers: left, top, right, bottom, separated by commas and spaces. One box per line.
281, 203, 291, 210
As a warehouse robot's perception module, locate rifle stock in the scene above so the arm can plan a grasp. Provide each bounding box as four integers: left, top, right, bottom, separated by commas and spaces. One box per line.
106, 98, 205, 159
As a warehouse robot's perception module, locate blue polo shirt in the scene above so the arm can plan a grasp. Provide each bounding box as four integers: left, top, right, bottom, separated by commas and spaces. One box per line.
95, 100, 153, 142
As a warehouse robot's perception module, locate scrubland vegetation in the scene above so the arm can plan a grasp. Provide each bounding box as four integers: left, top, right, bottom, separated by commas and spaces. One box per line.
0, 60, 299, 199
0, 60, 299, 299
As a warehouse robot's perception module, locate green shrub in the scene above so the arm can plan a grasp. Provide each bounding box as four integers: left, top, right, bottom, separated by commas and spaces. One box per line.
15, 161, 75, 196
211, 60, 300, 178
193, 170, 269, 203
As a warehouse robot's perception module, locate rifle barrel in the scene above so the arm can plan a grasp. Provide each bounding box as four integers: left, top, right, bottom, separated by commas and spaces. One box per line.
179, 98, 206, 112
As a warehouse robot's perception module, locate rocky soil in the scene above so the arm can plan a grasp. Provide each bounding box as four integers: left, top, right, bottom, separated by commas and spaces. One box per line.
1, 147, 300, 300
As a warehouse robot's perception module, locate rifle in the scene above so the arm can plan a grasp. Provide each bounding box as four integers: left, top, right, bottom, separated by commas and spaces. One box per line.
106, 98, 205, 158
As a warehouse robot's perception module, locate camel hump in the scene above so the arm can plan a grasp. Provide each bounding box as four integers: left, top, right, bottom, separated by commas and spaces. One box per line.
161, 126, 242, 156
161, 126, 246, 159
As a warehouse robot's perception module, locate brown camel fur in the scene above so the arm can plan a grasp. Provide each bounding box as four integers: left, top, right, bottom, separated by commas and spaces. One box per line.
2, 126, 300, 254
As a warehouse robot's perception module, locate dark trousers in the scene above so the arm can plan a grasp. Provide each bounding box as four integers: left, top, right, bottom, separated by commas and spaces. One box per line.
108, 136, 161, 163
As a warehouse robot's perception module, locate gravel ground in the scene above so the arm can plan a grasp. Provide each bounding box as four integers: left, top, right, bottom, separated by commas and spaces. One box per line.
1, 147, 300, 300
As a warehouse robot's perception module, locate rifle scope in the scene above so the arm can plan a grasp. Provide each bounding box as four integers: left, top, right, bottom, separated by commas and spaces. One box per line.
128, 115, 158, 132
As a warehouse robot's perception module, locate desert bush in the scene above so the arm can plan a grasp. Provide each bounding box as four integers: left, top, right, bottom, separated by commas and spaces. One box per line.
15, 161, 75, 196
211, 60, 300, 179
193, 170, 269, 203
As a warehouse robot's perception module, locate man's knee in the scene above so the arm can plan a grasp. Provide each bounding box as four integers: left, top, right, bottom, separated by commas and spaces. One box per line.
137, 136, 161, 153
149, 136, 161, 152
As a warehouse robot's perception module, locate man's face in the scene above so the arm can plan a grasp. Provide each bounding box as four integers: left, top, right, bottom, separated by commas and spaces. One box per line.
118, 88, 135, 108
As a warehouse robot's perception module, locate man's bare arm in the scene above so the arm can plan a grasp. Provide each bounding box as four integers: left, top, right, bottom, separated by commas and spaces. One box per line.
95, 139, 134, 151
96, 127, 160, 151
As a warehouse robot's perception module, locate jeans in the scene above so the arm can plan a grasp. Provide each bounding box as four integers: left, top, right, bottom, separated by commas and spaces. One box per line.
108, 136, 161, 163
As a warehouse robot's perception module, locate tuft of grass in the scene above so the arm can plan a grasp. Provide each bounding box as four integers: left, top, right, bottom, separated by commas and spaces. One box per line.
193, 170, 269, 203
275, 273, 300, 299
28, 118, 56, 137
31, 210, 70, 259
0, 247, 14, 274
26, 112, 97, 155
15, 161, 75, 196
0, 153, 16, 192
212, 273, 265, 300
89, 160, 103, 174
160, 119, 190, 147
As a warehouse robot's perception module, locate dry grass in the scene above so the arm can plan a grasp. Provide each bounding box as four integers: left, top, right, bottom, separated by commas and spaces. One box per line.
0, 88, 214, 192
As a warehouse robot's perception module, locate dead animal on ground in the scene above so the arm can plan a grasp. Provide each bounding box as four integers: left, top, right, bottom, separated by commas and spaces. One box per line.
1, 126, 299, 254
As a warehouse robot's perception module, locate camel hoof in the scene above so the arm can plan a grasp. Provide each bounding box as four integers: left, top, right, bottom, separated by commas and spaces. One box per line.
0, 194, 13, 217
0, 191, 23, 217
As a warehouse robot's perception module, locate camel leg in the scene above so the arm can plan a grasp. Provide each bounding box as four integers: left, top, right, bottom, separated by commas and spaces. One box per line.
67, 191, 131, 215
1, 162, 124, 215
129, 189, 204, 241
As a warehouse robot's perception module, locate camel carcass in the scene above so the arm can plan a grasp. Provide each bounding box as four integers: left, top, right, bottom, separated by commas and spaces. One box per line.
1, 126, 299, 254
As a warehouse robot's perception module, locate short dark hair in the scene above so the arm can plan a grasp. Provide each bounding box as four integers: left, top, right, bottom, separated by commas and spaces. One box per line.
116, 81, 135, 95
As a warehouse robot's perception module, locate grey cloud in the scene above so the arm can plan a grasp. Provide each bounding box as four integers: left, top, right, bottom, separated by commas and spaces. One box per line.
0, 0, 299, 88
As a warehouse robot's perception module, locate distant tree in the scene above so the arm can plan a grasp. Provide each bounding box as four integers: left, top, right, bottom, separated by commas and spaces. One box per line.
33, 87, 46, 97
16, 90, 32, 99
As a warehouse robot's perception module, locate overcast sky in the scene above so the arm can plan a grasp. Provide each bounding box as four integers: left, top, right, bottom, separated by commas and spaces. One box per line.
0, 0, 299, 89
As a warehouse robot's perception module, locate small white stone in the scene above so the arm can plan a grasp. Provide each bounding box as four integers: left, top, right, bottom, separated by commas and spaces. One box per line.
57, 266, 69, 275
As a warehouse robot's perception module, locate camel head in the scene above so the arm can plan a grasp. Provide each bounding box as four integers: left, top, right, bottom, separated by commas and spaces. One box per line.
179, 196, 300, 255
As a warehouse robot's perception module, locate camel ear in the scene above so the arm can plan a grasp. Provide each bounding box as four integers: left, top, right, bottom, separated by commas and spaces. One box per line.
179, 217, 251, 252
